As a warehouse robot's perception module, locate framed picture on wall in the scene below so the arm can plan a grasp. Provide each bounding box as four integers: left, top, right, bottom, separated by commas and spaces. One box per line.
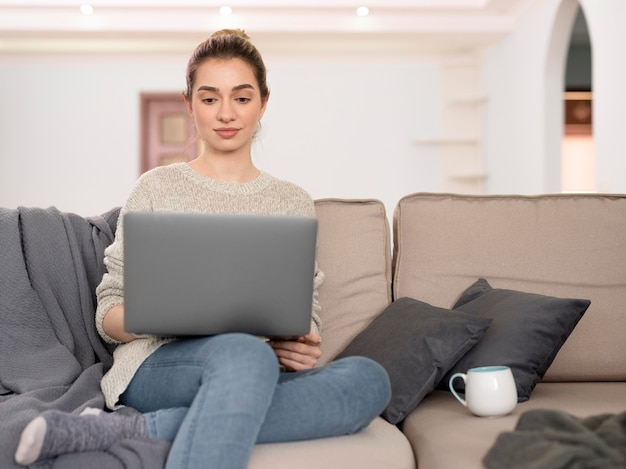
140, 93, 197, 173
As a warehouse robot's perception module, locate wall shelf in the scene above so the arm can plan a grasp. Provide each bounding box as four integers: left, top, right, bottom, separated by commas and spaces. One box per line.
412, 138, 481, 145
446, 96, 487, 106
450, 172, 488, 181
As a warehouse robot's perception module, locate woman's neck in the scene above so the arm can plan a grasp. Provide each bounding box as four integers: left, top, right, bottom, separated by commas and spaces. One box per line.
187, 154, 260, 183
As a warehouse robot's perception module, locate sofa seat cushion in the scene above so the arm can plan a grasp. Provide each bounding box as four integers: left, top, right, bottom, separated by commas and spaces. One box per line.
402, 383, 626, 469
249, 417, 416, 469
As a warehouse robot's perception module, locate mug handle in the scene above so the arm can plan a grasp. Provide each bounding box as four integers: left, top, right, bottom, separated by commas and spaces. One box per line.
449, 373, 467, 406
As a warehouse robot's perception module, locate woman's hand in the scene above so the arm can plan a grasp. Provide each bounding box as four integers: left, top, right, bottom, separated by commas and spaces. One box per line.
268, 333, 322, 371
102, 304, 137, 343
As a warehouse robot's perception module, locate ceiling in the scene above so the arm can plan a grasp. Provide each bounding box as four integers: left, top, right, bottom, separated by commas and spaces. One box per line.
0, 0, 555, 55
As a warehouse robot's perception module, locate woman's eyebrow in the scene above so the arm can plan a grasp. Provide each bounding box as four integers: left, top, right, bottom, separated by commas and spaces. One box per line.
196, 84, 256, 92
233, 84, 255, 91
197, 85, 219, 92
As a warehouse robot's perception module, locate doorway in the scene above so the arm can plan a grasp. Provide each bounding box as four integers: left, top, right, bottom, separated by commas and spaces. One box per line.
561, 5, 594, 192
140, 93, 197, 174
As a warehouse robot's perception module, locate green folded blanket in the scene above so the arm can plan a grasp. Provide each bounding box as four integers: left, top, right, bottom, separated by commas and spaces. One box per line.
483, 409, 626, 469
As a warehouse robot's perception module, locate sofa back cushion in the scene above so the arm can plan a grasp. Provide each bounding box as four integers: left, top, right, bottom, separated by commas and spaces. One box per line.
392, 193, 626, 381
314, 199, 392, 366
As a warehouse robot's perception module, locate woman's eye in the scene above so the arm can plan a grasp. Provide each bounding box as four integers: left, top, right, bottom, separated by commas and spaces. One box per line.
202, 98, 216, 104
236, 97, 251, 103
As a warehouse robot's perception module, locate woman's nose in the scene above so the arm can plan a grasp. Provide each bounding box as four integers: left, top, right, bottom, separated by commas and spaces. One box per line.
217, 102, 235, 122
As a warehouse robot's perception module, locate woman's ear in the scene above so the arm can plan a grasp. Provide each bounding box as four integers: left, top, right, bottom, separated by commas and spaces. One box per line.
258, 93, 270, 120
183, 93, 194, 117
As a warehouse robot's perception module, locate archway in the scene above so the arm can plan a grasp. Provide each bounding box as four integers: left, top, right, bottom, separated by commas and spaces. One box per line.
562, 4, 594, 192
543, 0, 586, 193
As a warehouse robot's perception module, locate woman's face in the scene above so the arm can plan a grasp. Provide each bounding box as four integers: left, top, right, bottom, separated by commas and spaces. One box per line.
186, 58, 268, 157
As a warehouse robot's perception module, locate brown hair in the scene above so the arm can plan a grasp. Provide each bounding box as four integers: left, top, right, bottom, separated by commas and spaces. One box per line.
184, 29, 269, 102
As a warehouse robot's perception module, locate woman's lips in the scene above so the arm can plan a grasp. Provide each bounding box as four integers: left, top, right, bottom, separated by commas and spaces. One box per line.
215, 128, 240, 139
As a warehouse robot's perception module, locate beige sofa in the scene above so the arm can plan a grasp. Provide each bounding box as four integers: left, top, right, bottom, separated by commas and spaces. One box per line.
250, 192, 626, 469
3, 193, 624, 468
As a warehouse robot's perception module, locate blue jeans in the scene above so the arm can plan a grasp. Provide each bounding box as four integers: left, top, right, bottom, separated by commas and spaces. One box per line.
120, 333, 391, 469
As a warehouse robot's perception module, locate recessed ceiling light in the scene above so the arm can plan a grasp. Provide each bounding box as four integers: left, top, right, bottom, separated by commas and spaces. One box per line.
356, 6, 369, 17
80, 4, 94, 16
220, 6, 233, 16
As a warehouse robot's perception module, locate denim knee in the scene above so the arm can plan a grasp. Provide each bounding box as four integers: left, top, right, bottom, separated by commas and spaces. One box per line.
199, 333, 279, 380
336, 356, 391, 412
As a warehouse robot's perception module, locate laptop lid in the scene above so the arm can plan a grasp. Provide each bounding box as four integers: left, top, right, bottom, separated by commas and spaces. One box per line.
123, 212, 317, 338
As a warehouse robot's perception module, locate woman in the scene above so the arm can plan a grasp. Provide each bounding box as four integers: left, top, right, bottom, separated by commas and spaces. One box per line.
15, 29, 390, 469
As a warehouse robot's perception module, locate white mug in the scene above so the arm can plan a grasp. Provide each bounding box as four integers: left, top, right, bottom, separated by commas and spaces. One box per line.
448, 365, 517, 417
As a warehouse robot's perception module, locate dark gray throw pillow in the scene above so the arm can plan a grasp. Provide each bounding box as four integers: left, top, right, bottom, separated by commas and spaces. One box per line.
335, 297, 492, 424
445, 278, 590, 402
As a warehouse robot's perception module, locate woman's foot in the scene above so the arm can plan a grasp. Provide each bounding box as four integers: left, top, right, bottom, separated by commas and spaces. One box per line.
15, 409, 146, 465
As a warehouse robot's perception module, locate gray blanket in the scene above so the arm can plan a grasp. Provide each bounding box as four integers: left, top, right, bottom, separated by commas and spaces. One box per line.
483, 408, 626, 469
0, 206, 169, 468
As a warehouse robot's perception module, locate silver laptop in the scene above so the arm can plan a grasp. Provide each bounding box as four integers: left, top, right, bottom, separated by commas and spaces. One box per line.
123, 212, 317, 338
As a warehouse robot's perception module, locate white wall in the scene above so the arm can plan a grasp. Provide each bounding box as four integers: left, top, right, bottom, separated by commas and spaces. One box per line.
3, 0, 625, 217
0, 51, 440, 217
256, 53, 442, 215
482, 0, 626, 194
0, 53, 188, 215
482, 0, 570, 194
580, 0, 626, 193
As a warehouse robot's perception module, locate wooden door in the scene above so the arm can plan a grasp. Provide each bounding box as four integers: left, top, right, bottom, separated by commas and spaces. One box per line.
140, 93, 197, 173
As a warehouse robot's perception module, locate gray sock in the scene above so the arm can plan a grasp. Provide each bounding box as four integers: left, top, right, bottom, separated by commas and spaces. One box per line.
15, 409, 147, 465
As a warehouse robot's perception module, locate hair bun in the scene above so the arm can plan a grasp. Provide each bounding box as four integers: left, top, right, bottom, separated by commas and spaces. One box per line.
210, 29, 251, 41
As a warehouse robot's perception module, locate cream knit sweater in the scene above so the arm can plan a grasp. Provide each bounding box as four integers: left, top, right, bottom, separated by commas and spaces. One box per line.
95, 163, 323, 409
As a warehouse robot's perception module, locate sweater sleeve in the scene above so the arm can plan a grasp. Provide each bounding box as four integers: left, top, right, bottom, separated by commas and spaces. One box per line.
95, 179, 154, 344
310, 263, 324, 335
296, 192, 324, 336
